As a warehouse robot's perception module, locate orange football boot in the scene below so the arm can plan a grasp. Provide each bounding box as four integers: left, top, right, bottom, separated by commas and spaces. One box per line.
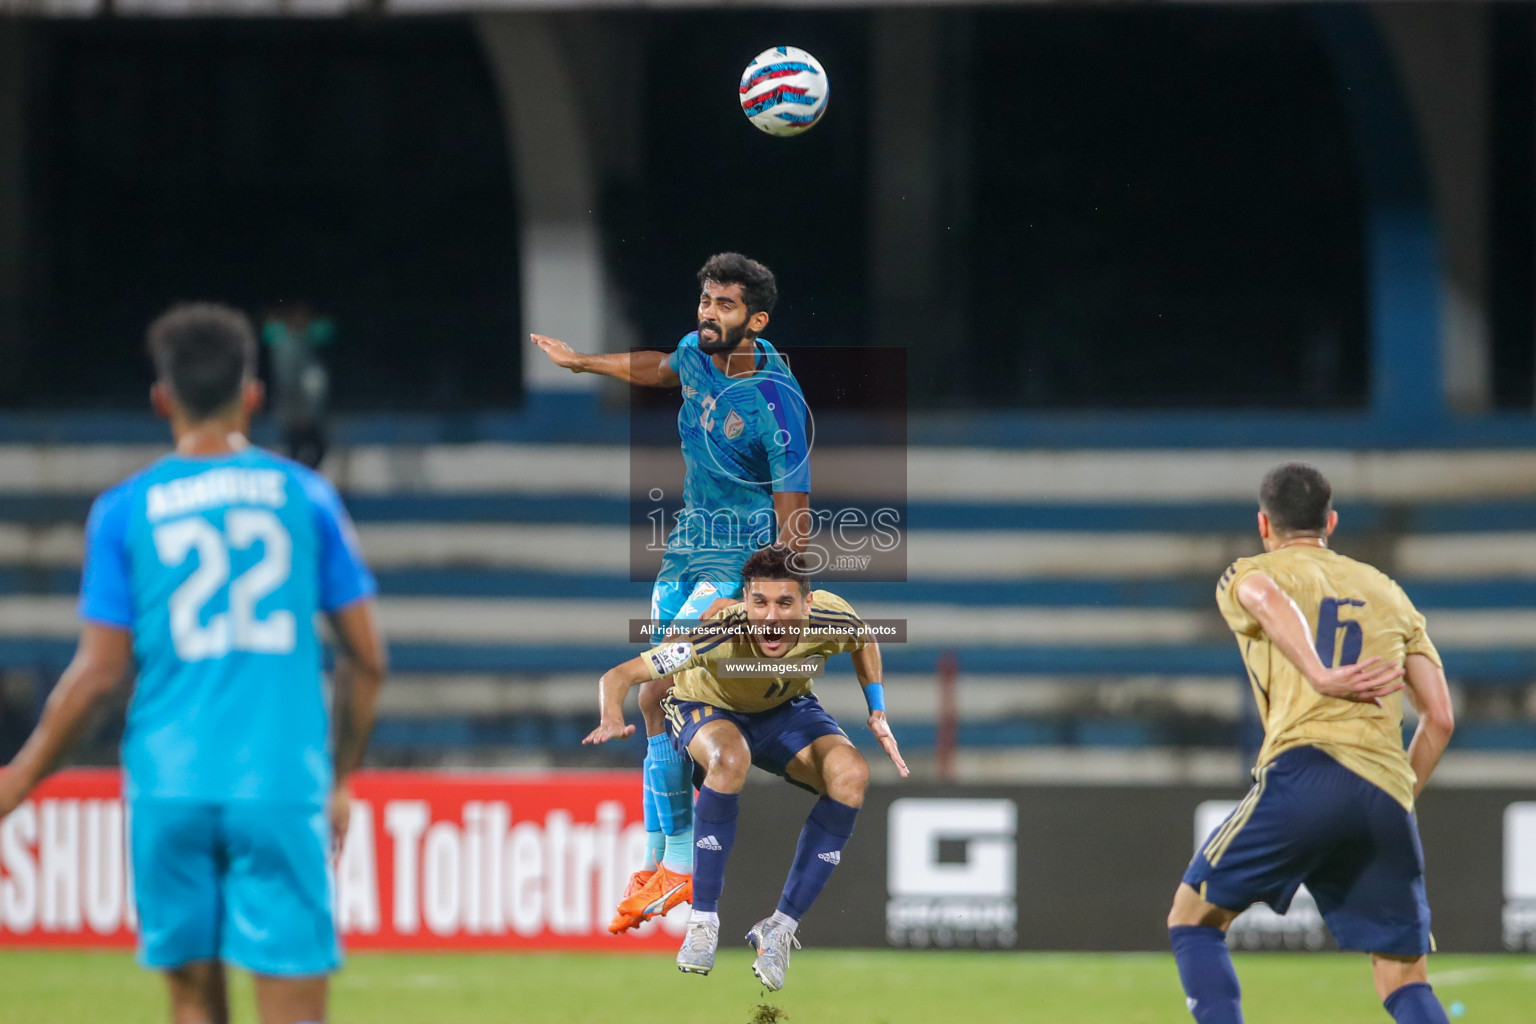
616, 864, 693, 925
608, 869, 656, 934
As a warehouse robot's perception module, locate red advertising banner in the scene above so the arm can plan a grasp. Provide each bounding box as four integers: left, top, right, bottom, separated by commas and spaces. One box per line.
0, 769, 683, 951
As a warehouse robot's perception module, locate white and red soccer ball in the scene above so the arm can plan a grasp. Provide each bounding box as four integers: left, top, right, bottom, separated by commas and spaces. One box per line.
740, 46, 830, 137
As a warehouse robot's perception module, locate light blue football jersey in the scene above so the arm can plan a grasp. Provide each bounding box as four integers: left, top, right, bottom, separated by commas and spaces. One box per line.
79, 447, 376, 804
659, 332, 812, 582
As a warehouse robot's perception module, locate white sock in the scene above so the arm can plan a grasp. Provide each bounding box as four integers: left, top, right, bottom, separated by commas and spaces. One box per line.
770, 909, 799, 933
690, 909, 719, 926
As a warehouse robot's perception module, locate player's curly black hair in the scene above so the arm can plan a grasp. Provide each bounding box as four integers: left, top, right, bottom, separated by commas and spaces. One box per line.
147, 302, 257, 420
740, 543, 810, 594
698, 252, 778, 317
1259, 462, 1332, 535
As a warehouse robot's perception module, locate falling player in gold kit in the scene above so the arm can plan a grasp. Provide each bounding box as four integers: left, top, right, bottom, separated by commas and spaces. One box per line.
1168, 463, 1455, 1024
584, 544, 907, 991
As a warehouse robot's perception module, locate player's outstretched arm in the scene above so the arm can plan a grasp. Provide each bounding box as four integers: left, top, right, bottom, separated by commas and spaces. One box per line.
0, 624, 132, 818
528, 335, 680, 388
583, 656, 651, 745
327, 598, 388, 850
1402, 653, 1454, 794
851, 640, 908, 777
1234, 573, 1404, 704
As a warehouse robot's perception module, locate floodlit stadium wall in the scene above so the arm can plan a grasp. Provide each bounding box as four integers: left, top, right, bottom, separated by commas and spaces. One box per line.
3, 770, 1533, 954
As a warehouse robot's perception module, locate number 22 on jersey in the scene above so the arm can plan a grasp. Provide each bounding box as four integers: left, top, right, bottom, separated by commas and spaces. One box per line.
153, 509, 296, 661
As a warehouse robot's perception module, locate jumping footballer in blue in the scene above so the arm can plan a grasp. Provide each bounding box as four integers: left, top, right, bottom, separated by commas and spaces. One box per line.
531, 253, 812, 931
0, 303, 387, 1024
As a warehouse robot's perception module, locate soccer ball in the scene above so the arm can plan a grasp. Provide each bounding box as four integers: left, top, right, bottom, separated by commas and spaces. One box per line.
740, 46, 830, 137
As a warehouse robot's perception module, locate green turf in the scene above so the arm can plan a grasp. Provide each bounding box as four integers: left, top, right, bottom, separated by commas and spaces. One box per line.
0, 949, 1529, 1023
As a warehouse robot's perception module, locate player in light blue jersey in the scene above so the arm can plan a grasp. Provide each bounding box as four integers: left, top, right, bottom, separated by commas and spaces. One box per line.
531, 252, 812, 930
0, 303, 386, 1024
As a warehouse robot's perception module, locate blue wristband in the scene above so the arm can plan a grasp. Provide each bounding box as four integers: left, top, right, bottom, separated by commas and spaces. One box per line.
862, 682, 886, 714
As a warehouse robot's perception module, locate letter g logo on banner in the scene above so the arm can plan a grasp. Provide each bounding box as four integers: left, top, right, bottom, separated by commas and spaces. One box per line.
885, 798, 1017, 949
889, 798, 1016, 898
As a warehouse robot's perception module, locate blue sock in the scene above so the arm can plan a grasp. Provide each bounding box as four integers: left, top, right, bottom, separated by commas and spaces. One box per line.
646, 734, 694, 835
691, 786, 739, 914
640, 743, 663, 870
662, 826, 694, 874
1384, 983, 1450, 1024
1169, 925, 1243, 1023
777, 796, 859, 920
644, 831, 664, 872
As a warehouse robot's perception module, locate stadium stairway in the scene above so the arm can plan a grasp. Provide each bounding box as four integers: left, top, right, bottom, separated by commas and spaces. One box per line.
1, 435, 1535, 783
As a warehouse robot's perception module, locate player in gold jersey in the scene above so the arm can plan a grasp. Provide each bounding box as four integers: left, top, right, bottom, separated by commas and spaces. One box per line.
1168, 463, 1455, 1024
584, 545, 908, 990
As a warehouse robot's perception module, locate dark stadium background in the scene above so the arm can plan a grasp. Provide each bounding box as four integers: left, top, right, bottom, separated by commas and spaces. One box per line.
18, 6, 1536, 411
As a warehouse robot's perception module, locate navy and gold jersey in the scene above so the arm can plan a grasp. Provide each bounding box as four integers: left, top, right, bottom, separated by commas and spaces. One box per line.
1216, 545, 1441, 811
640, 589, 866, 713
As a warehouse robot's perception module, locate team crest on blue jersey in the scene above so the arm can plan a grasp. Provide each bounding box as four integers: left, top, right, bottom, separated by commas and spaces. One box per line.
724, 410, 745, 440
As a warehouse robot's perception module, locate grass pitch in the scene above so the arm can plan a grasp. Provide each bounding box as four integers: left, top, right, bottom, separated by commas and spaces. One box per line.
0, 949, 1530, 1023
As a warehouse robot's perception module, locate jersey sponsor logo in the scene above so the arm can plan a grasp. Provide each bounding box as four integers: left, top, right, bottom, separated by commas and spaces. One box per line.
682, 385, 698, 399
886, 799, 1017, 949
723, 410, 745, 440
649, 642, 694, 676
696, 834, 723, 851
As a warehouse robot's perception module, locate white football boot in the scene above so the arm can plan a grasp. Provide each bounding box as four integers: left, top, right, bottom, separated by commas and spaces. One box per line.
676, 917, 720, 976
746, 915, 802, 991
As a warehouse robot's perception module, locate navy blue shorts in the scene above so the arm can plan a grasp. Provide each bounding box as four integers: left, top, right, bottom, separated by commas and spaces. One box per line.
662, 693, 846, 791
1183, 746, 1433, 956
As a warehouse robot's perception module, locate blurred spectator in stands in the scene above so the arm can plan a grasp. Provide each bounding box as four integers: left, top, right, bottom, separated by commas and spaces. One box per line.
262, 302, 333, 468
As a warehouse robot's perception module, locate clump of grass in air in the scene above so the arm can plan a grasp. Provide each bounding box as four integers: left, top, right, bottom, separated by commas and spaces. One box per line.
749, 1004, 788, 1024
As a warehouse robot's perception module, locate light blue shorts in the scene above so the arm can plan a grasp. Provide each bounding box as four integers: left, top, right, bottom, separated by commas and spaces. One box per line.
130, 799, 339, 976
650, 579, 744, 639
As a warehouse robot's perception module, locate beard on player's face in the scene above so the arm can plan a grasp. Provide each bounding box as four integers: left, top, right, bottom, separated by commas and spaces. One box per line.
697, 316, 749, 354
